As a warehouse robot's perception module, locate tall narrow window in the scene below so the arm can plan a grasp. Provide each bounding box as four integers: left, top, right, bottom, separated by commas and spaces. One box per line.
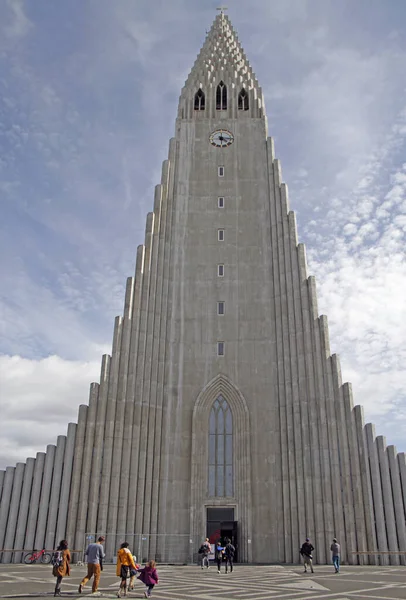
218, 197, 224, 208
216, 81, 227, 110
218, 301, 225, 315
218, 264, 224, 277
217, 342, 225, 356
218, 229, 224, 241
218, 166, 224, 177
238, 88, 249, 110
208, 395, 233, 497
194, 89, 205, 110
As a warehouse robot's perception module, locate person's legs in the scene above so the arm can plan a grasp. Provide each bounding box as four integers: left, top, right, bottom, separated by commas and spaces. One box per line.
229, 557, 233, 572
216, 558, 221, 572
54, 575, 62, 596
309, 557, 314, 573
80, 563, 93, 588
92, 564, 101, 593
147, 584, 154, 597
303, 556, 309, 572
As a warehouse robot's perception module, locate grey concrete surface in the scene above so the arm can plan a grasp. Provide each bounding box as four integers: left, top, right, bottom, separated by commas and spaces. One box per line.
1, 564, 406, 599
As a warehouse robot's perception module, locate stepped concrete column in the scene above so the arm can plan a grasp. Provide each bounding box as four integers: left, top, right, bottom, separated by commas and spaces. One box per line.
45, 436, 66, 551
13, 458, 35, 562
34, 445, 56, 551
0, 467, 15, 553
0, 470, 5, 502
376, 436, 399, 565
55, 423, 76, 543
387, 446, 406, 565
398, 453, 406, 513
24, 452, 46, 552
66, 406, 88, 555
3, 463, 25, 563
365, 425, 388, 564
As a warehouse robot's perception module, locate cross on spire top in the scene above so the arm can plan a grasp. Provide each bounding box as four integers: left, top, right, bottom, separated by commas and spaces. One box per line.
216, 6, 228, 15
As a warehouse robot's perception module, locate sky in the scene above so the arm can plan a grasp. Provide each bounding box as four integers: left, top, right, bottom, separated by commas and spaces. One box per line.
0, 0, 405, 470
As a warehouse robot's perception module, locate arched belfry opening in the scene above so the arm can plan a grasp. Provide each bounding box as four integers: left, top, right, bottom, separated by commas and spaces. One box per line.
190, 375, 252, 562
238, 88, 249, 110
194, 88, 205, 110
216, 81, 227, 110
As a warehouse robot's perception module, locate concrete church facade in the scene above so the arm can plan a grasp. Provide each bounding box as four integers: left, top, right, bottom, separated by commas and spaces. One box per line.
1, 12, 406, 565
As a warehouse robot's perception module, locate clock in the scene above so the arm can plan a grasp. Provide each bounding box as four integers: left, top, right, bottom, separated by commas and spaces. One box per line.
209, 129, 234, 148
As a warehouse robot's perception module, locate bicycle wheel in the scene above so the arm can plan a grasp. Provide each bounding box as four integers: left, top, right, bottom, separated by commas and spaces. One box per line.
24, 553, 35, 564
41, 553, 52, 564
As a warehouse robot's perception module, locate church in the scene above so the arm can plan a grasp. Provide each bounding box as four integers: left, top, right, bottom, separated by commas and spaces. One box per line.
1, 11, 406, 566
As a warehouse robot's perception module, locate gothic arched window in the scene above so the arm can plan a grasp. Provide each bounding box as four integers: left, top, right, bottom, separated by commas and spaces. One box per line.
216, 81, 227, 110
208, 395, 233, 497
238, 88, 249, 110
194, 89, 205, 111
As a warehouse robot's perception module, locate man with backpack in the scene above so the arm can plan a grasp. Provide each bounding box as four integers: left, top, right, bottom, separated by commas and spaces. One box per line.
198, 538, 211, 569
300, 538, 314, 573
224, 538, 235, 573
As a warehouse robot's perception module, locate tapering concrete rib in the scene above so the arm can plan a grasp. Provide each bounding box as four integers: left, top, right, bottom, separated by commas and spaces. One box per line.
354, 405, 377, 565
134, 213, 155, 539
387, 446, 406, 565
97, 316, 123, 535
87, 356, 110, 534
34, 444, 56, 551
75, 383, 99, 552
398, 453, 406, 518
270, 159, 291, 562
106, 278, 135, 559
143, 184, 165, 553
66, 405, 88, 548
3, 463, 24, 563
13, 458, 35, 562
0, 467, 14, 550
24, 453, 45, 552
55, 423, 76, 543
45, 435, 66, 552
332, 359, 353, 564
365, 424, 388, 564
125, 246, 145, 535
376, 436, 399, 565
0, 470, 4, 503
151, 150, 174, 542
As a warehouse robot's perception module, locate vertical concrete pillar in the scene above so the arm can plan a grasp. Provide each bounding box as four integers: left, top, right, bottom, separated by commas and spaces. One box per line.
398, 453, 406, 514
55, 423, 77, 543
97, 316, 123, 536
0, 467, 15, 551
0, 470, 5, 503
376, 436, 399, 565
365, 424, 388, 565
24, 452, 46, 552
87, 356, 111, 534
45, 435, 66, 551
387, 446, 406, 565
354, 406, 377, 565
75, 383, 99, 552
13, 458, 35, 562
66, 406, 88, 548
34, 445, 56, 550
3, 463, 25, 563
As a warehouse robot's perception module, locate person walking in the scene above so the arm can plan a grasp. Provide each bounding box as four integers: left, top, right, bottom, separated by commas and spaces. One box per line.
300, 538, 314, 573
199, 538, 211, 569
224, 538, 235, 573
137, 560, 159, 598
116, 542, 138, 597
215, 542, 224, 573
331, 538, 341, 573
78, 536, 105, 594
52, 540, 71, 597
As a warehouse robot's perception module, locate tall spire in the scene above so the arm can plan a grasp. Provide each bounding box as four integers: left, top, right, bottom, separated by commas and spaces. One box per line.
178, 12, 264, 119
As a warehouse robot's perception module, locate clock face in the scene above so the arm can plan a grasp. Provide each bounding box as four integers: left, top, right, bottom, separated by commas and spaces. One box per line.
209, 129, 234, 148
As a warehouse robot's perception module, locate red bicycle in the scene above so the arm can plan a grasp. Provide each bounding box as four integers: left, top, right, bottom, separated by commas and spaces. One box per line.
24, 548, 52, 564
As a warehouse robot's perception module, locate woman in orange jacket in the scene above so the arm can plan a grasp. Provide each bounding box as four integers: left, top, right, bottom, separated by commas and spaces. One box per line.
116, 542, 138, 597
52, 540, 71, 597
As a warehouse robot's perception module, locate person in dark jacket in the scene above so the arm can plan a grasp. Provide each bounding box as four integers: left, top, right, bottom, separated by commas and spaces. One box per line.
137, 560, 159, 598
224, 538, 235, 573
215, 542, 224, 573
52, 540, 71, 597
300, 538, 314, 573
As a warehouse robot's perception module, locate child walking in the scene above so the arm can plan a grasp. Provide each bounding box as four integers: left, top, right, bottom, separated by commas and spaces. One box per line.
137, 560, 159, 598
116, 542, 138, 598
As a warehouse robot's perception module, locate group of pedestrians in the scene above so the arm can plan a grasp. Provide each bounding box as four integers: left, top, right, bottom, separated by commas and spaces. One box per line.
300, 537, 341, 574
50, 536, 159, 598
199, 537, 236, 573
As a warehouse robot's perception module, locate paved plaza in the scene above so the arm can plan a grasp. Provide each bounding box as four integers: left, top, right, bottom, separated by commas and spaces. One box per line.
1, 563, 406, 600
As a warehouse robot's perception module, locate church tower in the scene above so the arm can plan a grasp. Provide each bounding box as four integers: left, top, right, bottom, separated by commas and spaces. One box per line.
1, 11, 406, 566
